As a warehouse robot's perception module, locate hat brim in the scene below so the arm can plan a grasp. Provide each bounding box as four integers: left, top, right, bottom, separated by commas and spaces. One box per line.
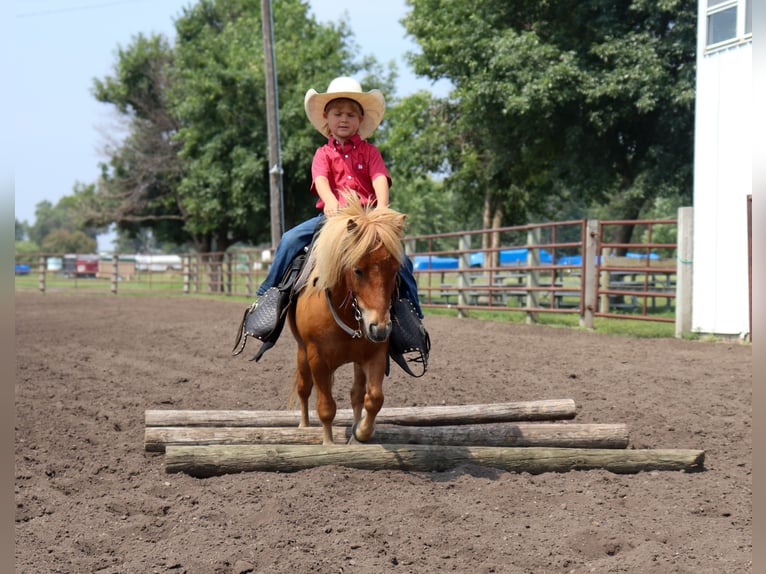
304, 89, 385, 140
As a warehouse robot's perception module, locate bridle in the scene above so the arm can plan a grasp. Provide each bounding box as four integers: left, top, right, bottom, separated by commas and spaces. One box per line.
324, 288, 363, 339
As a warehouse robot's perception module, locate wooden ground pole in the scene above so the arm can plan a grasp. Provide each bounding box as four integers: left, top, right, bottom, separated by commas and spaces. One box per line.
145, 422, 629, 452
145, 399, 577, 428
165, 444, 705, 477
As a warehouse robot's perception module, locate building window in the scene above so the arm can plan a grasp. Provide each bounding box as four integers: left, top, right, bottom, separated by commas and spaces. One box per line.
705, 0, 752, 49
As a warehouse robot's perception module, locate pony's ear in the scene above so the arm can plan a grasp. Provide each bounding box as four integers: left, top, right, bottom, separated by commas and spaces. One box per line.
394, 212, 407, 232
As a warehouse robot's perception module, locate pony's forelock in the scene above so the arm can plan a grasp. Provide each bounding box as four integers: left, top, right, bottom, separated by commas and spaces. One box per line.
307, 195, 405, 292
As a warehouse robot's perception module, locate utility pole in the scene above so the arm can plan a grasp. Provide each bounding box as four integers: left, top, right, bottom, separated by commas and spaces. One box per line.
261, 0, 284, 248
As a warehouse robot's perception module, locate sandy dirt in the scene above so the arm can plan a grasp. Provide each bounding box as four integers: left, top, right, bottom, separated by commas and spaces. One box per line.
15, 292, 751, 573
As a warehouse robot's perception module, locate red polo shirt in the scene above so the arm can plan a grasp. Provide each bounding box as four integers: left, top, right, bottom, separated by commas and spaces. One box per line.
310, 133, 391, 209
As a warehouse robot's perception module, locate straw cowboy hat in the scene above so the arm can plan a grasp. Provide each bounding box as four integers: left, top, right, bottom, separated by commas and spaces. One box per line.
304, 77, 386, 140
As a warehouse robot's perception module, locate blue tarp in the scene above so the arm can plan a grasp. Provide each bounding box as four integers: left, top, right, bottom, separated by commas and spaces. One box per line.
413, 248, 553, 270
413, 250, 660, 270
411, 255, 460, 271
469, 248, 553, 267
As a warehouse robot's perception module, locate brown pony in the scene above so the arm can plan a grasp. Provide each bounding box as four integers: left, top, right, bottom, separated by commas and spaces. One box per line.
287, 194, 406, 445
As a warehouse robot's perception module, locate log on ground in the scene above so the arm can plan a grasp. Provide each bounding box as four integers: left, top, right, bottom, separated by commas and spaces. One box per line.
145, 399, 577, 428
165, 444, 705, 477
145, 422, 628, 452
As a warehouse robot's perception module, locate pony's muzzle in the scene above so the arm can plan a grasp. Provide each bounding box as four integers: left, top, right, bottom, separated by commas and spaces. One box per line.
367, 320, 393, 342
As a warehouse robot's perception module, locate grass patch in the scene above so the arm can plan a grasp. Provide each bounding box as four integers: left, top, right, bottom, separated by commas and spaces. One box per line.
424, 307, 676, 338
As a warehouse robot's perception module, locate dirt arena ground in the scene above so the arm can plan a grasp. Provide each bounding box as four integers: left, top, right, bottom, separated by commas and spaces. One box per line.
15, 292, 751, 573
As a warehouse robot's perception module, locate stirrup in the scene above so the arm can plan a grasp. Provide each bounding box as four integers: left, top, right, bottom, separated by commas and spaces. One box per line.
388, 298, 430, 378
390, 326, 430, 378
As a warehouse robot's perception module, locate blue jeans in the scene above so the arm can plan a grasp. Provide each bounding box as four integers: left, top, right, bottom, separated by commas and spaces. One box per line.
397, 255, 423, 318
257, 214, 423, 318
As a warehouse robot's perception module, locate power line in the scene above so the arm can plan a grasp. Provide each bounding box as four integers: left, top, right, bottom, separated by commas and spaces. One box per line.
17, 0, 160, 19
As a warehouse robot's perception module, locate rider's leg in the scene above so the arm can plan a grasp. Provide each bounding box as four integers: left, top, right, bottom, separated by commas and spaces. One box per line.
256, 215, 324, 296
388, 255, 430, 376
395, 255, 424, 318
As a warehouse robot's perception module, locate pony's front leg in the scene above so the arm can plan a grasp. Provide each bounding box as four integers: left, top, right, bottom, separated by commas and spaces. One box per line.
351, 357, 386, 442
350, 363, 367, 424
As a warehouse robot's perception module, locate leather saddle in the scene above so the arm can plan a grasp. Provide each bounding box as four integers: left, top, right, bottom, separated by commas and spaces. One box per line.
231, 251, 308, 362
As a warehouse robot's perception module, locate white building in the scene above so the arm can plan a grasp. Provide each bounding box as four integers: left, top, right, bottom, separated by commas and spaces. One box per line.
692, 0, 752, 337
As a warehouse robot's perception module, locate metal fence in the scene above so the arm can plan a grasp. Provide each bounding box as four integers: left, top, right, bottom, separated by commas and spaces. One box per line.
15, 211, 693, 333
406, 219, 588, 317
405, 211, 691, 331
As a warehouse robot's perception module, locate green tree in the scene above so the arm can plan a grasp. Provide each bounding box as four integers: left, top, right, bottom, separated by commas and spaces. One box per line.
380, 91, 471, 237
91, 0, 392, 254
28, 200, 63, 246
27, 185, 105, 249
90, 33, 187, 247
403, 0, 696, 243
15, 219, 26, 241
14, 240, 40, 257
40, 229, 97, 254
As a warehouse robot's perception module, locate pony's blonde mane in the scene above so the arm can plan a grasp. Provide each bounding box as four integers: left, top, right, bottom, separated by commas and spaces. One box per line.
307, 194, 406, 292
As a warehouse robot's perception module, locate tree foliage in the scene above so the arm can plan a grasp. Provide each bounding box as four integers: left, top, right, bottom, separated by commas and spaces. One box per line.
15, 219, 27, 241
40, 228, 97, 254
90, 0, 392, 253
91, 33, 188, 246
379, 91, 470, 236
40, 0, 697, 255
402, 0, 696, 233
26, 184, 105, 252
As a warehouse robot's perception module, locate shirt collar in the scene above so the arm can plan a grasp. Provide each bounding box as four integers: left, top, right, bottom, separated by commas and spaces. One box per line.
329, 133, 363, 151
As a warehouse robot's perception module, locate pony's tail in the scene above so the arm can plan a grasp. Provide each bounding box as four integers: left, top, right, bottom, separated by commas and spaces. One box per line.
286, 370, 301, 410
286, 370, 335, 413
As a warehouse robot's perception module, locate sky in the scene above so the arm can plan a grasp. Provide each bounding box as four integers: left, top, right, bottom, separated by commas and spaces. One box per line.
13, 0, 448, 250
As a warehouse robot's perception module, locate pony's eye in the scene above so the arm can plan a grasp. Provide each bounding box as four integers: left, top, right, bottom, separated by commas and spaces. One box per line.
353, 267, 363, 279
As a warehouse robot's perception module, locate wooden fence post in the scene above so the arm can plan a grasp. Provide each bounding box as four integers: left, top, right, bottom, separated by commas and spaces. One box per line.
525, 228, 541, 324
675, 207, 694, 338
599, 249, 611, 313
245, 252, 253, 297
225, 252, 233, 295
183, 255, 190, 294
111, 254, 118, 294
37, 256, 46, 293
580, 219, 599, 329
195, 254, 201, 293
457, 234, 471, 317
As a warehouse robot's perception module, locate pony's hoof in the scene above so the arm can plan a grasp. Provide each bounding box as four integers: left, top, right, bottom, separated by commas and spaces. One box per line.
347, 421, 363, 445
